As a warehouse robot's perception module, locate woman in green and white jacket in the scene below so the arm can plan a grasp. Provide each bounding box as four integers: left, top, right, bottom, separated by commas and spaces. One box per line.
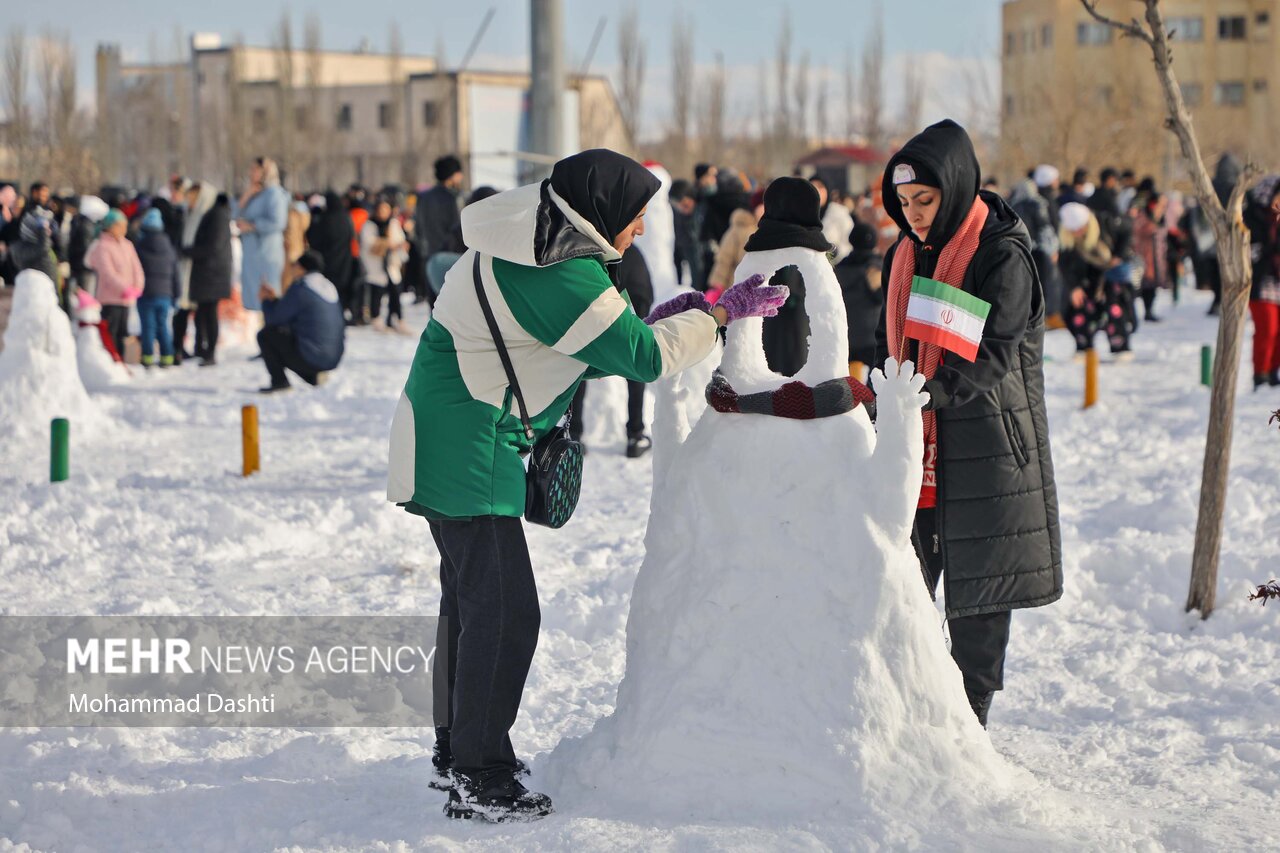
386, 149, 787, 822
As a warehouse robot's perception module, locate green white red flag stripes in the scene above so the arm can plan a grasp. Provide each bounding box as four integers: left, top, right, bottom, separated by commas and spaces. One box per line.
903, 275, 992, 362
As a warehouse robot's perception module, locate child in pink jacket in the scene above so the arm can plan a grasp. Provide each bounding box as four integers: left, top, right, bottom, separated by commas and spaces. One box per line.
87, 208, 144, 358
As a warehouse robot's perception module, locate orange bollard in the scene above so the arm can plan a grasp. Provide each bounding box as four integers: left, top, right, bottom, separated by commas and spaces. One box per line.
242, 405, 260, 476
1083, 349, 1099, 409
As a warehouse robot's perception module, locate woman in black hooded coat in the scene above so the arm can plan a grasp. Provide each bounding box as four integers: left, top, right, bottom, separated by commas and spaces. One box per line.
305, 191, 356, 314
873, 119, 1062, 727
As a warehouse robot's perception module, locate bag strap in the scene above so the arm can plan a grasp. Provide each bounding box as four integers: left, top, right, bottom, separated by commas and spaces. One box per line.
472, 253, 536, 441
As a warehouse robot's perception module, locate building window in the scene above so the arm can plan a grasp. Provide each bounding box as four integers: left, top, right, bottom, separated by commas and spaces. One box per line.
1253, 79, 1268, 93
1042, 23, 1054, 48
1077, 21, 1112, 45
1004, 95, 1015, 117
1218, 16, 1246, 40
422, 100, 439, 128
1214, 81, 1245, 106
1257, 12, 1270, 26
251, 107, 267, 134
294, 106, 308, 131
1005, 32, 1015, 55
378, 101, 393, 129
336, 103, 352, 130
1167, 16, 1203, 41
1180, 82, 1203, 106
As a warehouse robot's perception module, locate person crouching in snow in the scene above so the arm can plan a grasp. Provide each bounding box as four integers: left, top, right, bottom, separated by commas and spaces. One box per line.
255, 250, 345, 393
874, 119, 1063, 728
133, 208, 180, 368
386, 148, 789, 822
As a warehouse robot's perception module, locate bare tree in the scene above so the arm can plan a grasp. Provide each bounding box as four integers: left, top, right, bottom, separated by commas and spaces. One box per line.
272, 13, 296, 177
33, 30, 89, 188
860, 1, 885, 149
388, 21, 409, 184
843, 45, 857, 141
794, 50, 811, 151
1080, 0, 1263, 619
2, 28, 29, 185
616, 2, 646, 148
669, 11, 693, 175
302, 12, 328, 188
697, 52, 727, 164
773, 9, 793, 158
900, 61, 925, 137
815, 75, 829, 145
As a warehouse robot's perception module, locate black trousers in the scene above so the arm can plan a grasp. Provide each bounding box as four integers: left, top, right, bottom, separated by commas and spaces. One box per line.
173, 308, 191, 361
257, 325, 318, 387
569, 379, 646, 442
913, 508, 1012, 695
102, 305, 129, 362
430, 515, 540, 775
194, 301, 220, 359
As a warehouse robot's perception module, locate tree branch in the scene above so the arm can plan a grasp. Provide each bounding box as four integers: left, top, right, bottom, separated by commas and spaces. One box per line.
1080, 0, 1155, 45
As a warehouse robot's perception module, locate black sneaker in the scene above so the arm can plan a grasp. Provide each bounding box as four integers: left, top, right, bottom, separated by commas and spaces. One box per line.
625, 434, 652, 459
445, 768, 553, 822
258, 383, 292, 395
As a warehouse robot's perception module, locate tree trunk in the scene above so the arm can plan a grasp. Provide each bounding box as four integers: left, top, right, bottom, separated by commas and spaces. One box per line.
1187, 232, 1252, 617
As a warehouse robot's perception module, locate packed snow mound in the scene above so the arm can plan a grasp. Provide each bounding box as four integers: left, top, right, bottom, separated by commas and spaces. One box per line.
549, 246, 1027, 825
76, 325, 131, 390
633, 163, 679, 303
0, 270, 104, 442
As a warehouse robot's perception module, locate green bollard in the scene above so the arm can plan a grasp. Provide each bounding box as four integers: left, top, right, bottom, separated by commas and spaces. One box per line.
51, 418, 69, 482
1201, 345, 1213, 387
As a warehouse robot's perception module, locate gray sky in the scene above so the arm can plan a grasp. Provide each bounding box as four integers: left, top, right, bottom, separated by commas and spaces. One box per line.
6, 0, 1003, 136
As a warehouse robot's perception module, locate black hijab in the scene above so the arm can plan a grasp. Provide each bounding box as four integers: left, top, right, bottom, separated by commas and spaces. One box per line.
881, 119, 980, 250
549, 149, 660, 249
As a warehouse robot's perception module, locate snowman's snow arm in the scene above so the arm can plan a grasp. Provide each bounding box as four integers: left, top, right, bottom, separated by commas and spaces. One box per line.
867, 357, 930, 539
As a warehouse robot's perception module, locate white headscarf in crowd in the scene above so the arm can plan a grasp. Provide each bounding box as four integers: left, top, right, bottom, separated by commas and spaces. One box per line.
182, 183, 220, 249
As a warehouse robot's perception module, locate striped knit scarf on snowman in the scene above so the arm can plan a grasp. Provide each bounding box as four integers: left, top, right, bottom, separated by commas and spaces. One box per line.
886, 195, 988, 508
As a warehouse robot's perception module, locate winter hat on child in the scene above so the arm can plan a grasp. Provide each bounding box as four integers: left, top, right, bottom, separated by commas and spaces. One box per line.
743, 177, 832, 254
140, 208, 164, 231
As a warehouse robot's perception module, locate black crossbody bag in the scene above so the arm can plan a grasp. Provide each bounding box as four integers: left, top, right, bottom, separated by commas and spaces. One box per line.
471, 254, 584, 528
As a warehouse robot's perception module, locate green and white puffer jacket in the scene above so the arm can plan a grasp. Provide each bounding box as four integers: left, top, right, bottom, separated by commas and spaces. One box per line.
387, 181, 720, 519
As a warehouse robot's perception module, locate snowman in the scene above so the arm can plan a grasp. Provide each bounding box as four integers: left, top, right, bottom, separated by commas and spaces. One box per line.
549, 179, 1015, 823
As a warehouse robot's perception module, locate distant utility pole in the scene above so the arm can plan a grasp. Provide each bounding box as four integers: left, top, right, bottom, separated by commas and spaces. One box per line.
527, 0, 565, 182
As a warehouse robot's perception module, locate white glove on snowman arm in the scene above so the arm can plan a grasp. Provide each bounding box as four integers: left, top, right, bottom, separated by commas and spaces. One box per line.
866, 356, 931, 541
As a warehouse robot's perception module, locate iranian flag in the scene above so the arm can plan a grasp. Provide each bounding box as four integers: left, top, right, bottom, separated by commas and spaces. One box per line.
904, 275, 992, 362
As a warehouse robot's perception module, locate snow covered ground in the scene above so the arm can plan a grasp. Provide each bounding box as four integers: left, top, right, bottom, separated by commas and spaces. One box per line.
0, 290, 1277, 852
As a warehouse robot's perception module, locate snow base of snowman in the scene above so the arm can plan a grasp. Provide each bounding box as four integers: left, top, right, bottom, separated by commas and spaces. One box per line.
547, 248, 1024, 824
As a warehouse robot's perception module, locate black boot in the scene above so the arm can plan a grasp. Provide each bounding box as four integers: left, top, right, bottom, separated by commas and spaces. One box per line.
1255, 374, 1270, 391
966, 688, 994, 729
625, 434, 652, 459
1269, 370, 1280, 387
445, 767, 553, 822
429, 727, 453, 791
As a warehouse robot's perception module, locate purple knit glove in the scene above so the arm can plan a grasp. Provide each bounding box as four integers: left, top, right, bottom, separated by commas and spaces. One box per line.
644, 291, 711, 325
718, 274, 789, 323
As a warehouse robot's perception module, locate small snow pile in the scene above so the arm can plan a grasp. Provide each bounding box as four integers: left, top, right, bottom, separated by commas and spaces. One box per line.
72, 291, 130, 390
0, 270, 103, 442
550, 245, 1030, 828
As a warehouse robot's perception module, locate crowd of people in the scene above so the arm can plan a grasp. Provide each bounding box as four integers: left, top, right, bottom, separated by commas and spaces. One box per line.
0, 154, 504, 392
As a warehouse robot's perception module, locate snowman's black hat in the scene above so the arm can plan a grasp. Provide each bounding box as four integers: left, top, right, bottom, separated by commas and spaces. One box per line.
744, 177, 832, 254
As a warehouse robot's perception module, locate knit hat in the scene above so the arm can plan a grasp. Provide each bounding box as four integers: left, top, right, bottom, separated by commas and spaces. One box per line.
434, 155, 463, 183
1033, 164, 1060, 188
889, 159, 942, 189
1060, 202, 1090, 232
102, 208, 126, 230
743, 177, 832, 254
140, 207, 164, 231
